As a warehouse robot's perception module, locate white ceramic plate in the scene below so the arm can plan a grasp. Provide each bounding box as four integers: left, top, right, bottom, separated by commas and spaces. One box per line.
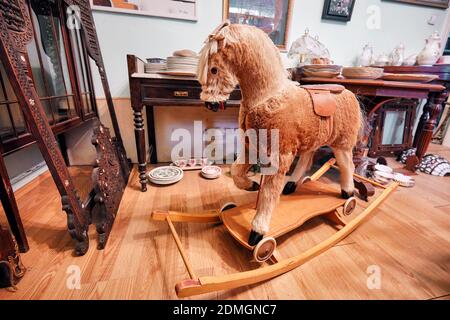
393, 173, 415, 188
374, 164, 393, 174
148, 166, 184, 185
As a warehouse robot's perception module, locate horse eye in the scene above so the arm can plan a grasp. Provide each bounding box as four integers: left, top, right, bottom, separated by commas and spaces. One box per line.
211, 67, 218, 75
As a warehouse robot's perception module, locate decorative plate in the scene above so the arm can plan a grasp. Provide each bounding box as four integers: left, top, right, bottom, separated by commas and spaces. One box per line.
374, 163, 393, 174
148, 166, 183, 185
393, 173, 415, 188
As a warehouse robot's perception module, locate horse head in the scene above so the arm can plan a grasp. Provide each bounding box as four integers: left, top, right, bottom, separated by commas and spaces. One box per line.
197, 21, 239, 112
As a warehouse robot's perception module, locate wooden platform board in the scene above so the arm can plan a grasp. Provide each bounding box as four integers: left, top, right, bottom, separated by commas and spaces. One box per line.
220, 180, 347, 250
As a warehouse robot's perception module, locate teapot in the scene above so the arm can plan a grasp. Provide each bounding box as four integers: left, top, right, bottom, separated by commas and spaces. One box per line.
418, 31, 442, 66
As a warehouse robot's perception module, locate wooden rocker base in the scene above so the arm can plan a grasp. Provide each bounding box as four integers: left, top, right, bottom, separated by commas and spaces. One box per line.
220, 180, 352, 250
151, 159, 399, 298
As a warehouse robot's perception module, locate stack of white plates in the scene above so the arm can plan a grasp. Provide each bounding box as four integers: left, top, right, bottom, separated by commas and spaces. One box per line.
159, 55, 199, 76
201, 166, 222, 179
145, 58, 167, 74
147, 166, 184, 185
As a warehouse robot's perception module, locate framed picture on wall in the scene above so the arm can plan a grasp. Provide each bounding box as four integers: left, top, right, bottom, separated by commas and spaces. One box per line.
90, 0, 198, 21
384, 0, 450, 9
222, 0, 294, 50
322, 0, 356, 22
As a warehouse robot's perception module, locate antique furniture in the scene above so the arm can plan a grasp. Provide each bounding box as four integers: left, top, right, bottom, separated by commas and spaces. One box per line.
383, 65, 450, 145
127, 54, 241, 191
0, 223, 25, 289
222, 0, 293, 49
295, 74, 446, 170
0, 0, 130, 256
368, 98, 417, 157
151, 159, 399, 298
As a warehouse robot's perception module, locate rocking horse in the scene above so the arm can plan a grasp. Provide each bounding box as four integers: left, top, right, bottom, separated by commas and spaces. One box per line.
151, 22, 398, 298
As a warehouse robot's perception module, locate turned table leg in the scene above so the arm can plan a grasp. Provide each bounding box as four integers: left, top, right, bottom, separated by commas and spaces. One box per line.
408, 91, 446, 171
133, 107, 148, 192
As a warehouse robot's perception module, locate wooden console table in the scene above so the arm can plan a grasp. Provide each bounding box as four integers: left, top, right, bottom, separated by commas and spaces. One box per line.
295, 74, 446, 170
127, 55, 241, 191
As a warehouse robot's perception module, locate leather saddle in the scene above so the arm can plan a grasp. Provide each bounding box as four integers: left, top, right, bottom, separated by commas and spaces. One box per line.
300, 84, 345, 117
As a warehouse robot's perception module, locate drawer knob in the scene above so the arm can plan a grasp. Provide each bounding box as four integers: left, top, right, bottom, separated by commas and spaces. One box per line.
174, 91, 189, 97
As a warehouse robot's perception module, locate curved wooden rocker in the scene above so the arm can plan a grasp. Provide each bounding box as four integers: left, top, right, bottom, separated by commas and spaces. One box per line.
151, 159, 398, 298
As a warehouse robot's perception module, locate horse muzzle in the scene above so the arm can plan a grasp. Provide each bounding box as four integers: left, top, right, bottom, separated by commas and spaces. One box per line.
205, 101, 226, 112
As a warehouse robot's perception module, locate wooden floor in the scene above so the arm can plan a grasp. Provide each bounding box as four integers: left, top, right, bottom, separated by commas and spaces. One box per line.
1, 146, 449, 300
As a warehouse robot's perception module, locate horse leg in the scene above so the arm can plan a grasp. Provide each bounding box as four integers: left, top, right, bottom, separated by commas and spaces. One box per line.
231, 162, 259, 191
249, 154, 293, 246
333, 148, 355, 199
282, 151, 314, 195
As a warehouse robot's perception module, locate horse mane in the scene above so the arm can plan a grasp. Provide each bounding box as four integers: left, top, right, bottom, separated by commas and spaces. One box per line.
198, 22, 288, 85
198, 21, 238, 84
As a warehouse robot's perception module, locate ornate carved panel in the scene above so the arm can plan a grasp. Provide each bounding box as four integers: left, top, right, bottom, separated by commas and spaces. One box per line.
91, 120, 126, 249
0, 225, 25, 289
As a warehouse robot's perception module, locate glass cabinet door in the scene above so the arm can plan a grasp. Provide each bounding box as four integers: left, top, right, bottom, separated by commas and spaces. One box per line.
26, 0, 79, 125
0, 63, 27, 144
1, 0, 98, 154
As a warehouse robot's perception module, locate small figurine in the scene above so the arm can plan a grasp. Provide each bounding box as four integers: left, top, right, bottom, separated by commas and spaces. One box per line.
358, 44, 373, 67
390, 43, 405, 66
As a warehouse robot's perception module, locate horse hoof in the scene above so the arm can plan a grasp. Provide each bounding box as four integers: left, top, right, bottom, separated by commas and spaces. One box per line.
248, 230, 264, 246
282, 182, 297, 195
246, 181, 260, 192
341, 190, 354, 199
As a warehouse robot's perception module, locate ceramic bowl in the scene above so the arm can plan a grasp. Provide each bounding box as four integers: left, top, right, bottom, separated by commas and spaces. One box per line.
201, 166, 222, 179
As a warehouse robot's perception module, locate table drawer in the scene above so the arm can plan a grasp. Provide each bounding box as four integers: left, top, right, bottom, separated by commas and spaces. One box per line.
142, 85, 202, 100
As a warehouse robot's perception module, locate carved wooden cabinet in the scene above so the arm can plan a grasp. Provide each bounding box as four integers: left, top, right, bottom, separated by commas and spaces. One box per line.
1, 0, 97, 155
0, 0, 130, 258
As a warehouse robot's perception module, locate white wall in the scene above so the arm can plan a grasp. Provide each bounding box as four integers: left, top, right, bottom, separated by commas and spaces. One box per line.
91, 0, 449, 98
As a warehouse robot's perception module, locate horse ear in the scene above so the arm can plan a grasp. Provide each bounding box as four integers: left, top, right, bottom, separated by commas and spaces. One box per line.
208, 20, 230, 41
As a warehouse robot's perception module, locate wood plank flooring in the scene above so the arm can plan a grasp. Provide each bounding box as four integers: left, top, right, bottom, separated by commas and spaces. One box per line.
0, 145, 449, 300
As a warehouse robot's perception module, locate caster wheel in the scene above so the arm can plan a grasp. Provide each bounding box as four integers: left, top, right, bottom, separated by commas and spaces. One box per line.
301, 176, 312, 184
220, 202, 237, 213
343, 197, 357, 216
253, 237, 277, 263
